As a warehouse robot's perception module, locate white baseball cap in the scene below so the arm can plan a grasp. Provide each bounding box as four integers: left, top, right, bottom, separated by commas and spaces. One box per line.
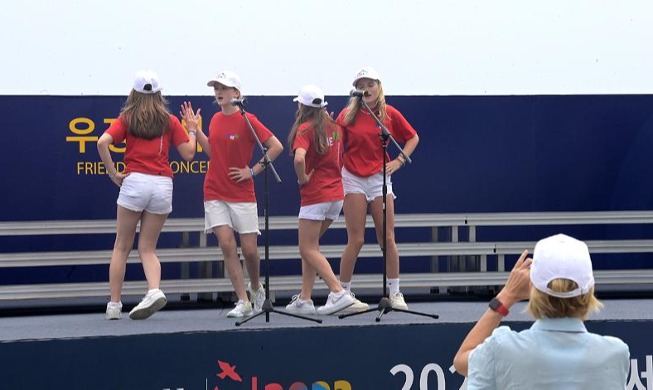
352, 66, 381, 87
293, 84, 328, 108
531, 234, 595, 298
133, 70, 162, 94
207, 70, 241, 91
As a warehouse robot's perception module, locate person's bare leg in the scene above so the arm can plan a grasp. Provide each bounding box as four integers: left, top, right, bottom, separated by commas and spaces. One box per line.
239, 232, 261, 289
370, 195, 399, 279
109, 206, 141, 303
137, 211, 168, 290
299, 219, 343, 295
214, 225, 248, 302
339, 194, 368, 283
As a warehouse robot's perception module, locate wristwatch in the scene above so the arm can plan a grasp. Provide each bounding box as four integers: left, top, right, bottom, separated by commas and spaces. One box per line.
489, 297, 509, 316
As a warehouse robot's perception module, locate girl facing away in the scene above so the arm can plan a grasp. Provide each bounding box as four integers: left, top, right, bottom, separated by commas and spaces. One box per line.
285, 84, 354, 315
98, 70, 197, 320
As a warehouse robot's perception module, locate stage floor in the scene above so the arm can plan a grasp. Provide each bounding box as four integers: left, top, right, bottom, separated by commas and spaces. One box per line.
2, 298, 651, 343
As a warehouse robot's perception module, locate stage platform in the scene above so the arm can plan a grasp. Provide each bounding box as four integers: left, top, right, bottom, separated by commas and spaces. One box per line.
1, 298, 652, 389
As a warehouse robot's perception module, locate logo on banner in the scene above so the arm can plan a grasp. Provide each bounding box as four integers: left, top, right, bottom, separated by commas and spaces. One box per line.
207, 357, 352, 390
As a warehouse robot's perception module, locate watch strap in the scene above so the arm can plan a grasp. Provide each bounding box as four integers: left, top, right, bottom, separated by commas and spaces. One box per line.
489, 297, 510, 316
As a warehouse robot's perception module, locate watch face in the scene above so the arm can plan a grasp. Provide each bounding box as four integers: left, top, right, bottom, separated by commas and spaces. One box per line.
489, 298, 508, 315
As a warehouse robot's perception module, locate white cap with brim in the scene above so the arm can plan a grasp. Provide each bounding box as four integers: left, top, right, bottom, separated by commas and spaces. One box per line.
293, 84, 328, 108
207, 70, 241, 91
133, 70, 162, 94
352, 66, 381, 87
531, 233, 595, 298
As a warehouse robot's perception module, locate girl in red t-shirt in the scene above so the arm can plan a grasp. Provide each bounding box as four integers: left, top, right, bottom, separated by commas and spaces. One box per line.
336, 67, 420, 311
98, 70, 197, 320
182, 70, 284, 318
285, 85, 354, 315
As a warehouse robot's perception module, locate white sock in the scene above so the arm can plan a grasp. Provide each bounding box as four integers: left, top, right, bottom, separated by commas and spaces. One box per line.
388, 279, 400, 295
340, 281, 351, 292
332, 290, 346, 297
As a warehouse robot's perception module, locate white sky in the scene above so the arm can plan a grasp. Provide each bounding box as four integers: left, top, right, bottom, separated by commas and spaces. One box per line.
1, 0, 651, 95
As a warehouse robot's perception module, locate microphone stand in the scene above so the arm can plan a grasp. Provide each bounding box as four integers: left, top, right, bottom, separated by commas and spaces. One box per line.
233, 102, 322, 326
339, 96, 439, 322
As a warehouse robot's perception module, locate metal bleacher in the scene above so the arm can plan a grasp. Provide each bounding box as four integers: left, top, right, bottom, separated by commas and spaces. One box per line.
1, 211, 653, 302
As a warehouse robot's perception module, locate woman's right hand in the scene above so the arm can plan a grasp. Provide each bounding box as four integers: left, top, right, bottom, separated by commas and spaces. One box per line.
110, 172, 129, 187
180, 101, 202, 132
297, 169, 314, 186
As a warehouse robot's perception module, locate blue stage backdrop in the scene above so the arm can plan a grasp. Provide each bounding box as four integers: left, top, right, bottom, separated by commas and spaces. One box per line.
2, 94, 653, 280
3, 94, 653, 223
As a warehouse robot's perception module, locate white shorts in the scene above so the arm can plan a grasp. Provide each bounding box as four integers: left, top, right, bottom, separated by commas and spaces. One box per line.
342, 167, 396, 202
117, 172, 173, 215
299, 200, 344, 221
204, 200, 260, 235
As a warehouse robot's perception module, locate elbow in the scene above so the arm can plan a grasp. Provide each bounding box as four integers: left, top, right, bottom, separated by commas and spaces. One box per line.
452, 353, 468, 377
97, 138, 109, 151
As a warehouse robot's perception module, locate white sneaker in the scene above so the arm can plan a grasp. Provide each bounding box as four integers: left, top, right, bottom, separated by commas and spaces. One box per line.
390, 291, 408, 309
316, 291, 355, 315
227, 300, 253, 318
248, 282, 266, 313
338, 292, 369, 314
105, 301, 122, 320
129, 289, 167, 320
285, 294, 316, 314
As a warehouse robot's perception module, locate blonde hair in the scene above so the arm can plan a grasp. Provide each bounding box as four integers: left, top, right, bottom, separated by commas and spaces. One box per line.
342, 81, 387, 126
288, 105, 334, 155
527, 279, 603, 320
121, 90, 170, 140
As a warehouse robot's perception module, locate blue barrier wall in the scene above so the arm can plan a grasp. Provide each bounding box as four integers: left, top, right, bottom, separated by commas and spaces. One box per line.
0, 320, 650, 389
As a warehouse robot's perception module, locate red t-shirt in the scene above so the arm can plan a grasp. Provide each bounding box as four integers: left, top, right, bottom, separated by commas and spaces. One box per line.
336, 104, 417, 177
292, 121, 344, 206
105, 115, 189, 178
204, 111, 274, 202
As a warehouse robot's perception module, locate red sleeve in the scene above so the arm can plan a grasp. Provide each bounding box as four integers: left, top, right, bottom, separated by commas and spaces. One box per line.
105, 116, 128, 143
336, 109, 348, 145
246, 113, 274, 144
388, 106, 417, 142
292, 123, 311, 152
336, 109, 347, 127
169, 115, 190, 146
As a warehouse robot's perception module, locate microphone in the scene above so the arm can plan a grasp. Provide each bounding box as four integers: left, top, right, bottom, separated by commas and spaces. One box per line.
350, 89, 370, 97
230, 97, 248, 106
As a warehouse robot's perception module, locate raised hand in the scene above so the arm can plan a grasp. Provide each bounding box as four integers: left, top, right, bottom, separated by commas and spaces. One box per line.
180, 101, 201, 131
498, 250, 533, 305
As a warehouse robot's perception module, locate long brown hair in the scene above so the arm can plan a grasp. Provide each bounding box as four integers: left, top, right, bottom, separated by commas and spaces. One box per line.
121, 90, 170, 139
288, 105, 334, 155
342, 81, 387, 126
